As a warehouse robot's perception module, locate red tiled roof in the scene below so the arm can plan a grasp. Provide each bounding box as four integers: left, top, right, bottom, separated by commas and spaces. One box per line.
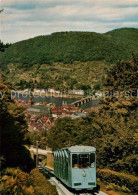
42, 116, 53, 121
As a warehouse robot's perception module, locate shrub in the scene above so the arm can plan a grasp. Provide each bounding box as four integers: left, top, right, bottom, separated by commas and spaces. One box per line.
106, 183, 131, 193
0, 168, 34, 194
97, 169, 138, 194
30, 168, 58, 195
0, 168, 58, 195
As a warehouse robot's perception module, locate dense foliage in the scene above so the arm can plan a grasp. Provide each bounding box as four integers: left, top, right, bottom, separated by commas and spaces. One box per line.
3, 61, 109, 91
25, 129, 47, 150
97, 169, 138, 194
46, 55, 138, 176
0, 168, 58, 195
0, 28, 138, 70
1, 28, 137, 90
29, 169, 58, 195
0, 74, 58, 194
0, 41, 11, 53
0, 72, 34, 172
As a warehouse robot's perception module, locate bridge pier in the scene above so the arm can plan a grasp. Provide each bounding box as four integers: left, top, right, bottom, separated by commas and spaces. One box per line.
71, 96, 94, 107
84, 99, 87, 104
78, 102, 81, 106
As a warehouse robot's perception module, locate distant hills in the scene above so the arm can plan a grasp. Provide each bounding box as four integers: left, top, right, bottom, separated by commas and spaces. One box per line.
0, 28, 138, 90
0, 28, 138, 68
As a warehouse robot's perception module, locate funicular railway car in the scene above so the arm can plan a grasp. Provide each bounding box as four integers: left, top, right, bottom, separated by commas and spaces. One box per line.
54, 145, 99, 192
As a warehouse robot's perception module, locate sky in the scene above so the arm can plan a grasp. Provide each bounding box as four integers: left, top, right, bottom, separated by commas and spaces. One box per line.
0, 0, 138, 43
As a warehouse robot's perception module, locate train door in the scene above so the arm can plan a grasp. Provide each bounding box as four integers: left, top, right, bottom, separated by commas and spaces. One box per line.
68, 152, 72, 187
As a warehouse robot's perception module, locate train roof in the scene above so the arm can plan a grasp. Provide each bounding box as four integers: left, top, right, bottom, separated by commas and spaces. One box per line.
54, 146, 96, 155
54, 146, 96, 158
67, 145, 96, 153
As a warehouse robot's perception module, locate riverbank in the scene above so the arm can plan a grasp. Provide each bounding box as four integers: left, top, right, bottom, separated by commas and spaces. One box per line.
15, 90, 84, 99
13, 91, 100, 109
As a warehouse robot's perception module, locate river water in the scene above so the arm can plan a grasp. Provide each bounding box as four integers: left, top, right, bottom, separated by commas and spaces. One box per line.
15, 94, 99, 109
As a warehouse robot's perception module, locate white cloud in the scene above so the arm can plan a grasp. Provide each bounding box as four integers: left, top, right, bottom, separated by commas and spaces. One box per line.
1, 20, 111, 43
94, 6, 138, 20
0, 0, 137, 43
84, 0, 138, 6
1, 0, 138, 6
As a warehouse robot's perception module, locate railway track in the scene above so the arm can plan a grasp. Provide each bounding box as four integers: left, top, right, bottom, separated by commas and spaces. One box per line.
39, 166, 107, 195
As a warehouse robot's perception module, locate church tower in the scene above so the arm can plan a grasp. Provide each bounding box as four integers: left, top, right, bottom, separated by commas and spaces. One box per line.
28, 91, 34, 107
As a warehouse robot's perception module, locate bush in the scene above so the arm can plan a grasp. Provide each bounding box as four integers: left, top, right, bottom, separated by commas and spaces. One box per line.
30, 169, 58, 195
0, 168, 58, 195
97, 169, 138, 194
0, 168, 34, 194
106, 183, 131, 193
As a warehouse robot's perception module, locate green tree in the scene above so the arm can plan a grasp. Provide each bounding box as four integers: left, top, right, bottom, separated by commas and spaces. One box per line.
0, 168, 58, 195
95, 55, 138, 174
0, 72, 34, 172
47, 55, 138, 175
47, 117, 79, 150
0, 41, 11, 52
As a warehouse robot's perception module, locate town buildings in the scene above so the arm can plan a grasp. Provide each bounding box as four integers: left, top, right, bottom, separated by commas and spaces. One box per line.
14, 94, 98, 132
68, 89, 84, 96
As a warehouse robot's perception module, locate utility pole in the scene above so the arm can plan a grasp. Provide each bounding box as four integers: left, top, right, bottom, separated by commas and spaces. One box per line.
36, 141, 39, 168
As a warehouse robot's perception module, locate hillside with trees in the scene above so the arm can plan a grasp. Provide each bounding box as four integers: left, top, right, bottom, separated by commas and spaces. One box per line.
0, 72, 58, 194
0, 41, 11, 52
45, 55, 138, 193
0, 28, 138, 68
26, 54, 137, 176
0, 72, 34, 172
4, 61, 109, 91
0, 28, 138, 90
0, 168, 58, 194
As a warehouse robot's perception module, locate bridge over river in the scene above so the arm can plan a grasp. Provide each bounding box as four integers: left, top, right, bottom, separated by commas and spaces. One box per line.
71, 96, 97, 107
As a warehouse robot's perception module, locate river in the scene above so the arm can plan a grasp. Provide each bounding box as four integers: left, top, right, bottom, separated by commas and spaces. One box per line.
15, 94, 99, 109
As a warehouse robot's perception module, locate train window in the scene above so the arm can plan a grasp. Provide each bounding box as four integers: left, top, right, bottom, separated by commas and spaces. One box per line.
72, 154, 78, 168
79, 154, 89, 168
90, 153, 95, 167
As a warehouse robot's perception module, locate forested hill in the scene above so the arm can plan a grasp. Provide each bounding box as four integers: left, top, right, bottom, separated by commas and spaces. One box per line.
0, 28, 138, 69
